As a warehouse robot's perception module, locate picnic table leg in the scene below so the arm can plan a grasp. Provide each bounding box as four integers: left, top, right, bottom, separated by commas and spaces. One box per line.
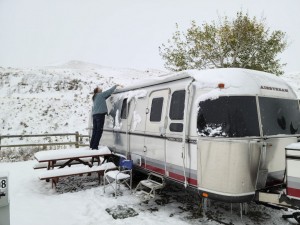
46, 162, 51, 182
97, 172, 103, 184
97, 172, 100, 184
52, 177, 59, 188
95, 156, 100, 165
51, 160, 56, 169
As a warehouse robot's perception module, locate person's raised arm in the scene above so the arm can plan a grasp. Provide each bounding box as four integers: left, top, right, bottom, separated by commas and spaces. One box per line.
102, 85, 117, 99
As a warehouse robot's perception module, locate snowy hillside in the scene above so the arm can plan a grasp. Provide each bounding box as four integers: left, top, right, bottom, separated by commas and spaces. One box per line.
0, 61, 165, 147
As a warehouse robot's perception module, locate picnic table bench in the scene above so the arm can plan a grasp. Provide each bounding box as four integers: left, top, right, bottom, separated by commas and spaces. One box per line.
39, 162, 117, 187
34, 146, 116, 187
33, 157, 95, 169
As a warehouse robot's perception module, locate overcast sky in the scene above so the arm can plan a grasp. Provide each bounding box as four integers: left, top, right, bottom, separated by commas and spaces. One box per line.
0, 0, 299, 73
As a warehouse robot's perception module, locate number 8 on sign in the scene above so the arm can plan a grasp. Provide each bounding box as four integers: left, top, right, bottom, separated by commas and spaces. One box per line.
1, 179, 7, 189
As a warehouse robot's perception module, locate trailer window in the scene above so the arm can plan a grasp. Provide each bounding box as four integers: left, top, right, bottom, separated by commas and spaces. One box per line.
197, 96, 260, 137
169, 90, 185, 120
170, 123, 183, 132
259, 97, 300, 136
150, 97, 163, 122
121, 98, 129, 119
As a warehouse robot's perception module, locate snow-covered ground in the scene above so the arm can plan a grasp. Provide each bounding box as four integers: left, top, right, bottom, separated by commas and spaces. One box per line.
0, 62, 300, 224
0, 160, 298, 225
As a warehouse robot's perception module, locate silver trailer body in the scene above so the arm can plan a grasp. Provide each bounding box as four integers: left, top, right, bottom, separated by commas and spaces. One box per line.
285, 143, 300, 200
100, 68, 300, 203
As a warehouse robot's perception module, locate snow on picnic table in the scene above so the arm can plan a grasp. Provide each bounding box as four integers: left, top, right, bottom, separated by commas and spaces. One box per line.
34, 146, 111, 162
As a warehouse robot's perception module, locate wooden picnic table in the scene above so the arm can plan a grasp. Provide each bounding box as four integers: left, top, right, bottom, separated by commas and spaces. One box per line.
34, 147, 112, 170
34, 147, 118, 187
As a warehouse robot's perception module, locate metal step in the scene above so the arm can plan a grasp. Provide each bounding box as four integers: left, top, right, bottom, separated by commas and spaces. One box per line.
135, 173, 165, 200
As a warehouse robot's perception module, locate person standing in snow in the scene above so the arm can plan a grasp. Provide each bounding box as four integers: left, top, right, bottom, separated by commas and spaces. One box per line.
89, 85, 119, 150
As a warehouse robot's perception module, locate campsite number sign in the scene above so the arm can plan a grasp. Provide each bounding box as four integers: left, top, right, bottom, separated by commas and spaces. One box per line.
0, 178, 7, 189
0, 178, 7, 202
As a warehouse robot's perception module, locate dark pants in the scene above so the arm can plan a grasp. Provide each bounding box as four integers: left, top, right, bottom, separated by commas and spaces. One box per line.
89, 113, 106, 150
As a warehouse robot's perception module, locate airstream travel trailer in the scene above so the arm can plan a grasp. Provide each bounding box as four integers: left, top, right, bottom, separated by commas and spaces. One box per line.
99, 68, 300, 206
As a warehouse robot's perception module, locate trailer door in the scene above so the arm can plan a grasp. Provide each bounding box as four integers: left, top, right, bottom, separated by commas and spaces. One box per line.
144, 89, 170, 175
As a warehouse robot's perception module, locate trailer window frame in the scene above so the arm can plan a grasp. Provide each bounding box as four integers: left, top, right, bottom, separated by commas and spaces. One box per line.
120, 98, 129, 119
259, 97, 300, 136
197, 96, 260, 137
168, 90, 186, 132
150, 97, 164, 122
169, 123, 183, 132
169, 90, 185, 120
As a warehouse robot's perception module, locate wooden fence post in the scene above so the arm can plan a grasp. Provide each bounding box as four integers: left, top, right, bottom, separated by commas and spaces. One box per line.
75, 132, 79, 148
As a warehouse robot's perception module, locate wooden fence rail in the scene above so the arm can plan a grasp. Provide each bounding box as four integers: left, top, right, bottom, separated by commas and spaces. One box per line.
0, 132, 90, 150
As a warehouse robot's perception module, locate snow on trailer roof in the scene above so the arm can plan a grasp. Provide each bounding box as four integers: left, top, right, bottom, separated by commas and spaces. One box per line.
114, 71, 191, 93
115, 68, 297, 98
